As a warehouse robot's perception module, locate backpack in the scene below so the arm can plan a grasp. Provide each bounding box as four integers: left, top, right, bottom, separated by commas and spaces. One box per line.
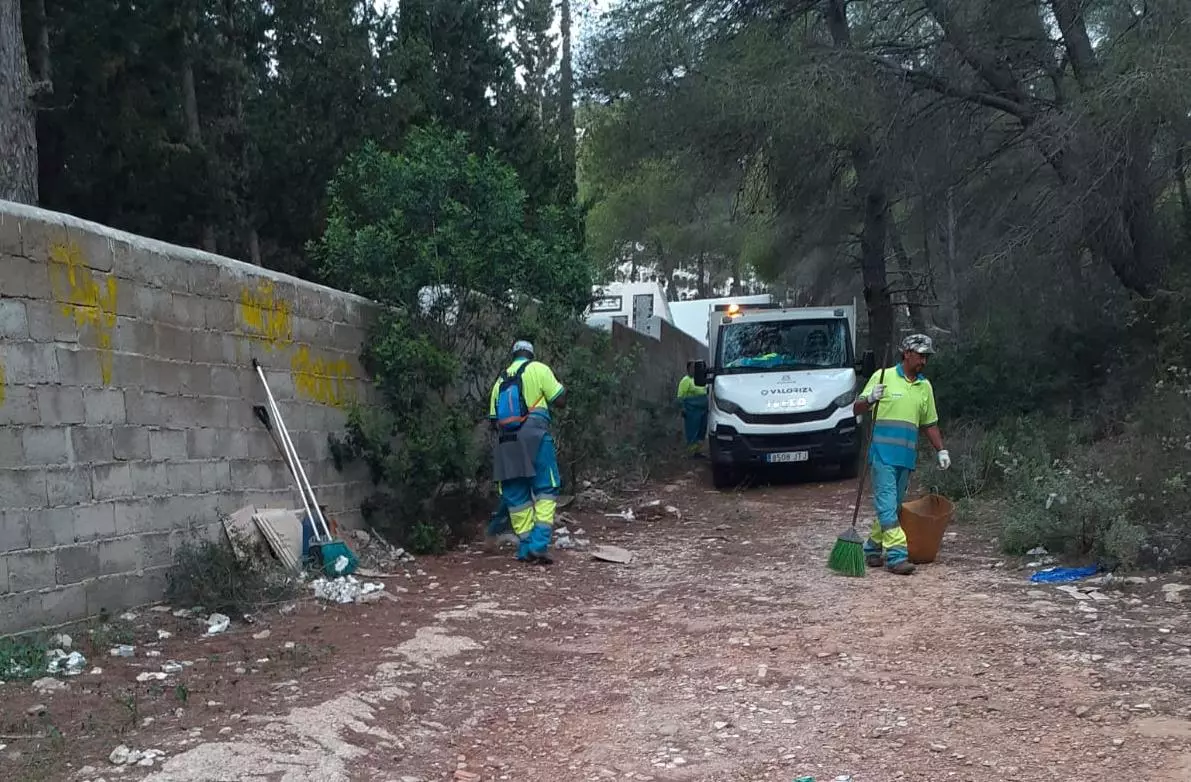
494, 361, 535, 432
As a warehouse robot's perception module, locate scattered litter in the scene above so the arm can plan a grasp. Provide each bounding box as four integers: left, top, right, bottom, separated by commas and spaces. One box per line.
604, 509, 635, 522
205, 613, 231, 636
49, 633, 72, 649
161, 662, 184, 675
109, 745, 166, 767
45, 649, 86, 676
118, 612, 139, 622
311, 575, 385, 604
591, 545, 634, 564
332, 555, 351, 574
149, 605, 172, 613
553, 526, 590, 551
252, 630, 272, 640
89, 667, 103, 675
145, 650, 162, 657
157, 629, 173, 640
109, 645, 135, 658
136, 672, 168, 683
1030, 565, 1099, 584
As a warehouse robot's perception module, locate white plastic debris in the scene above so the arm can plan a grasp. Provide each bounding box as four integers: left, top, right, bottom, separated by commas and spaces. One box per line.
109, 645, 135, 658
45, 649, 86, 676
161, 662, 184, 675
311, 575, 385, 604
205, 613, 231, 636
109, 745, 166, 767
332, 555, 351, 574
136, 672, 168, 683
119, 612, 139, 622
157, 629, 173, 640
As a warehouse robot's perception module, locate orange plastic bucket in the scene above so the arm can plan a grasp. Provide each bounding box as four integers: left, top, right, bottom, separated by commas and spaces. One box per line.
898, 494, 955, 564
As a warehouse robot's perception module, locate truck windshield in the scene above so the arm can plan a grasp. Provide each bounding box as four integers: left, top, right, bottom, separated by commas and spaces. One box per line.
718, 318, 851, 373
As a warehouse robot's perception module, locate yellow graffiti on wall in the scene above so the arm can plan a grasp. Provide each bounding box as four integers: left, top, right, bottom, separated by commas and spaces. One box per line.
291, 345, 355, 408
48, 240, 118, 384
239, 280, 293, 348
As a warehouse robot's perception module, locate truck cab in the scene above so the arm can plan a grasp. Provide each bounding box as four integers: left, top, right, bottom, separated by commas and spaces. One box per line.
694, 302, 874, 489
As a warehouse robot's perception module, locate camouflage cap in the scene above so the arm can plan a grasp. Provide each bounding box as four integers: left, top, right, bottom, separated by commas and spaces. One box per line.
901, 333, 936, 355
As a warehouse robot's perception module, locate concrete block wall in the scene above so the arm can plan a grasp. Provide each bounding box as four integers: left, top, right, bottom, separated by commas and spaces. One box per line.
0, 200, 376, 635
612, 318, 708, 406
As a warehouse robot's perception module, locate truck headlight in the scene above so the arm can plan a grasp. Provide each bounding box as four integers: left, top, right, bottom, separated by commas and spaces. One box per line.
832, 390, 857, 409
717, 398, 745, 417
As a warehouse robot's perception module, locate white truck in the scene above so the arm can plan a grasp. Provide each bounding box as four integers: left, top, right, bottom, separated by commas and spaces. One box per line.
693, 301, 875, 489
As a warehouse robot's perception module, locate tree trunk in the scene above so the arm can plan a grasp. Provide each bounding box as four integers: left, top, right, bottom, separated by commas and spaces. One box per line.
181, 45, 217, 253
890, 226, 929, 333
557, 0, 577, 206
1175, 145, 1191, 246
696, 251, 708, 298
31, 0, 50, 88
0, 0, 39, 204
943, 187, 961, 335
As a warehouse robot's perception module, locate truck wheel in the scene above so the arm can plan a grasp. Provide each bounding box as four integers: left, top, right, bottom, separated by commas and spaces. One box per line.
838, 453, 861, 480
711, 464, 739, 490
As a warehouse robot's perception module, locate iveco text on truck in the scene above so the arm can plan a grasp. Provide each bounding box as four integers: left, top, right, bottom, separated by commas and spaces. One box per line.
694, 302, 875, 489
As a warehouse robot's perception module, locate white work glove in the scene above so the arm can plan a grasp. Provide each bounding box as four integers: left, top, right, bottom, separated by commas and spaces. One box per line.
864, 384, 886, 405
937, 449, 951, 471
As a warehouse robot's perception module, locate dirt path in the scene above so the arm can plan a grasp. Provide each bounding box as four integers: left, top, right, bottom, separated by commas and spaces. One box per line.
7, 470, 1191, 782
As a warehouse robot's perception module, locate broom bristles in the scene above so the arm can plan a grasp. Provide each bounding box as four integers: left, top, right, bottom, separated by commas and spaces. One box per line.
827, 529, 867, 577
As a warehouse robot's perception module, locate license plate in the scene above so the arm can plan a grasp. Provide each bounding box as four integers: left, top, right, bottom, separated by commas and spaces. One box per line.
766, 451, 809, 464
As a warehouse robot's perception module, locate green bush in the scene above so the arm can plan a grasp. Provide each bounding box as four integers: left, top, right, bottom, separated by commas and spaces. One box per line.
166, 535, 300, 616
313, 126, 672, 551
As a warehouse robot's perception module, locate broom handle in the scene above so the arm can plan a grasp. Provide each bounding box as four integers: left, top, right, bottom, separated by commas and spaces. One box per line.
850, 354, 890, 530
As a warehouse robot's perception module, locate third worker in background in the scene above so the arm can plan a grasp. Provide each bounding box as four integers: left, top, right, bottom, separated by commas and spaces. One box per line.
676, 360, 708, 458
489, 340, 566, 564
852, 334, 951, 576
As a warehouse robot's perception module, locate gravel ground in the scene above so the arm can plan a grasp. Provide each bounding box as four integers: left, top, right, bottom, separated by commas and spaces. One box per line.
5, 468, 1191, 782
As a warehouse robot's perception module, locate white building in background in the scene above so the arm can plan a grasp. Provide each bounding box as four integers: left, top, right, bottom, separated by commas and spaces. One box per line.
669, 294, 775, 347
584, 280, 673, 338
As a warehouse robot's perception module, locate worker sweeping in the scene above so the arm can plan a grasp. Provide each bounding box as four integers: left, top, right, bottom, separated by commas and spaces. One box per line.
489, 340, 566, 564
852, 334, 951, 575
676, 361, 708, 458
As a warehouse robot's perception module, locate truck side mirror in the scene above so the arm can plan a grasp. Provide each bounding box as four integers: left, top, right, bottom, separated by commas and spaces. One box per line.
858, 349, 876, 378
692, 360, 709, 387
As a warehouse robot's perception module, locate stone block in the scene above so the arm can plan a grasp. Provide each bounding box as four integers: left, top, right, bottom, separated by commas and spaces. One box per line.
113, 498, 155, 536
177, 363, 213, 396
112, 316, 158, 355
0, 213, 24, 255
173, 294, 205, 329
113, 427, 150, 461
192, 395, 230, 428
0, 299, 29, 338
36, 386, 86, 425
0, 510, 30, 552
46, 466, 93, 506
9, 549, 56, 591
210, 366, 241, 397
71, 225, 117, 272
132, 283, 177, 324
83, 388, 127, 424
73, 502, 118, 542
141, 358, 183, 395
0, 591, 41, 636
124, 390, 168, 426
56, 346, 104, 387
190, 330, 225, 365
264, 369, 296, 400
156, 325, 193, 362
0, 468, 48, 508
149, 429, 188, 461
91, 463, 133, 500
25, 507, 74, 548
189, 262, 221, 297
139, 531, 172, 569
139, 251, 192, 291
36, 583, 89, 627
55, 543, 100, 585
165, 461, 205, 495
0, 255, 52, 299
109, 351, 144, 384
199, 461, 231, 492
0, 386, 38, 425
26, 299, 79, 343
202, 297, 236, 331
22, 427, 71, 465
4, 341, 60, 384
129, 462, 170, 496
70, 425, 115, 462
0, 426, 20, 464
97, 536, 141, 576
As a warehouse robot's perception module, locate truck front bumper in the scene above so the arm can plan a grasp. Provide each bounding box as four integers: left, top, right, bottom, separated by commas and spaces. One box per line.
708, 420, 861, 466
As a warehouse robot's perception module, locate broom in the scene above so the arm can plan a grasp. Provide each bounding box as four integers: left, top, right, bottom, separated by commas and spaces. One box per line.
828, 354, 889, 577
